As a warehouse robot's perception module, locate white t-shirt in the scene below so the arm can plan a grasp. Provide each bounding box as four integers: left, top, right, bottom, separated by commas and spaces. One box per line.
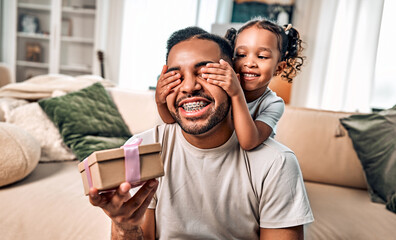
128, 124, 313, 240
247, 88, 284, 136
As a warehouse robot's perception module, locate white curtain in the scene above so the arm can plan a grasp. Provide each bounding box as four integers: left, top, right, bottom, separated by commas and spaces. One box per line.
291, 0, 384, 112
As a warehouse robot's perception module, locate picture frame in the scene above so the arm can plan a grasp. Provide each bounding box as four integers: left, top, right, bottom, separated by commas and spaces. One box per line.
18, 14, 41, 34
25, 42, 42, 62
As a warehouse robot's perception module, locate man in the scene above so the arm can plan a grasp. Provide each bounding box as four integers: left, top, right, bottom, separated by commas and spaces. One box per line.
89, 27, 314, 239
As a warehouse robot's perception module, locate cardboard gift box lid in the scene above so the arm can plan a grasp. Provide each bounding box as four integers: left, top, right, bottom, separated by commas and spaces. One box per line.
78, 143, 163, 195
78, 143, 161, 170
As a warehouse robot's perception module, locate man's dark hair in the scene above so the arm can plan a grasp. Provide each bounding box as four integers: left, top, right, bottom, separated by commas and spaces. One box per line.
166, 26, 233, 64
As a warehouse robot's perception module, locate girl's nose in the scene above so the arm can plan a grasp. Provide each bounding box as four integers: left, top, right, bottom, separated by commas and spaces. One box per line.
243, 57, 258, 68
179, 73, 202, 93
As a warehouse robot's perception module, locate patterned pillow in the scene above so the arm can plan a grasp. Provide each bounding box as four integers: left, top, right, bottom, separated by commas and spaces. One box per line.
38, 82, 132, 161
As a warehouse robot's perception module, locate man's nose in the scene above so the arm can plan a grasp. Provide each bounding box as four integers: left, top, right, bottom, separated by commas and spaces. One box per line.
179, 73, 202, 93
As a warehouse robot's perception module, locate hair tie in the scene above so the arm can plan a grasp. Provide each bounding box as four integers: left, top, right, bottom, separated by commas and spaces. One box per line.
225, 28, 237, 47
284, 24, 292, 33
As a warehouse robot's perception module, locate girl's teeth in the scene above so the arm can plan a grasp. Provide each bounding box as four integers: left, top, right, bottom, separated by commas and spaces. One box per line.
244, 73, 257, 77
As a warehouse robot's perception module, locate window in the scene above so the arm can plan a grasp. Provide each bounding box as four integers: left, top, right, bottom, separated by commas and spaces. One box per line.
118, 0, 222, 91
371, 0, 396, 110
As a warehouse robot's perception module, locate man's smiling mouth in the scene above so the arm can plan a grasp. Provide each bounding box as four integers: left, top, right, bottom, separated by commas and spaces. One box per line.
182, 101, 208, 112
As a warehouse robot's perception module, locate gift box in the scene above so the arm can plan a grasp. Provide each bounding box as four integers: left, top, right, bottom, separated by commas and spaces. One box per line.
78, 143, 163, 195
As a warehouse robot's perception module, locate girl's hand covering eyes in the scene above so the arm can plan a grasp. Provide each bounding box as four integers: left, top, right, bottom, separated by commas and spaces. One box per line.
155, 65, 181, 105
201, 59, 243, 98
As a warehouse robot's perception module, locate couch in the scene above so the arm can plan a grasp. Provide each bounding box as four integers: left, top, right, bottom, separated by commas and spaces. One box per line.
0, 85, 395, 240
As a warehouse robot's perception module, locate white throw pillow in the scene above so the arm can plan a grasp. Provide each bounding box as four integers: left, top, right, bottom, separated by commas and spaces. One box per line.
8, 103, 76, 162
0, 122, 40, 187
0, 97, 28, 122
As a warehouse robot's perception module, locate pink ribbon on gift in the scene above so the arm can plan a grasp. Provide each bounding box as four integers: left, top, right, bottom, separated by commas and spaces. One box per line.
83, 157, 93, 189
122, 137, 143, 184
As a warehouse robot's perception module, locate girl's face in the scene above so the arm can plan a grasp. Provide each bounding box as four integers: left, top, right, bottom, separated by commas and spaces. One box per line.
233, 26, 284, 95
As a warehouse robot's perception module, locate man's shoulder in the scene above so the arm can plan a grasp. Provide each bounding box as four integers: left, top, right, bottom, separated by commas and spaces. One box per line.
249, 137, 294, 155
245, 138, 297, 166
125, 123, 177, 145
244, 138, 302, 190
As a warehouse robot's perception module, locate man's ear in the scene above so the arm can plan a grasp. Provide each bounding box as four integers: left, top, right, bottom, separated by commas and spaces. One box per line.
274, 61, 287, 76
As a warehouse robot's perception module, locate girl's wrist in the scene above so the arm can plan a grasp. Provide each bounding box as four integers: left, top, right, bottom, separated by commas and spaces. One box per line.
230, 91, 246, 102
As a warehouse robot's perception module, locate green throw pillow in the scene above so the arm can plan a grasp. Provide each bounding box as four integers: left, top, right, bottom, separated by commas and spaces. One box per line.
340, 105, 396, 213
38, 82, 132, 161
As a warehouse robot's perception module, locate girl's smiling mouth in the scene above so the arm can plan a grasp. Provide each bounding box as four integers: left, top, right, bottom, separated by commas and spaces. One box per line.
241, 72, 260, 81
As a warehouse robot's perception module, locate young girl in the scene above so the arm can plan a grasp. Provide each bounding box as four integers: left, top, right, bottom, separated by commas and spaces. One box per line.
155, 19, 304, 150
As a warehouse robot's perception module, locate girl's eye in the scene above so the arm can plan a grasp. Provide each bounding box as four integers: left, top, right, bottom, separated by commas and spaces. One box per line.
258, 55, 269, 59
235, 53, 246, 58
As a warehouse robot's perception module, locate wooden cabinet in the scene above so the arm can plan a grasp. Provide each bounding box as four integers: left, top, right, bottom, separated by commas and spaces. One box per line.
8, 0, 105, 82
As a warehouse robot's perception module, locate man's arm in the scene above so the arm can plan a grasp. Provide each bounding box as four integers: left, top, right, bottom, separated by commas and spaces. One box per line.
111, 209, 155, 240
141, 209, 156, 240
260, 225, 304, 240
89, 180, 158, 240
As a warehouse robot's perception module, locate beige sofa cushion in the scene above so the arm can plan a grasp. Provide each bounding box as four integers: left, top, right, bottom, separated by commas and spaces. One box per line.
0, 122, 41, 187
0, 161, 111, 239
107, 88, 163, 134
276, 106, 367, 189
305, 182, 396, 240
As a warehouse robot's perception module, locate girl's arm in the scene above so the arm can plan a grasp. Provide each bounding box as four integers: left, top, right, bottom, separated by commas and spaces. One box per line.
155, 65, 180, 124
202, 60, 268, 150
231, 93, 273, 150
157, 103, 175, 124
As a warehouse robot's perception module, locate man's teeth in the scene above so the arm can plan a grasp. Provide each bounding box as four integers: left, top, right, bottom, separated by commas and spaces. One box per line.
182, 101, 207, 112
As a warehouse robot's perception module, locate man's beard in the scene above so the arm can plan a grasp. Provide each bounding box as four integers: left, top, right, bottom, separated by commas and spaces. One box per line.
170, 95, 231, 135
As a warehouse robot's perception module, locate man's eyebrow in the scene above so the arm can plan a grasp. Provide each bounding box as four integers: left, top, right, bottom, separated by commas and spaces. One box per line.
165, 67, 180, 73
195, 61, 214, 68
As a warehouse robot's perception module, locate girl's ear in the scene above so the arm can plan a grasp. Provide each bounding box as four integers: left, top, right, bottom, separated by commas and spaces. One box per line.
274, 61, 287, 76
